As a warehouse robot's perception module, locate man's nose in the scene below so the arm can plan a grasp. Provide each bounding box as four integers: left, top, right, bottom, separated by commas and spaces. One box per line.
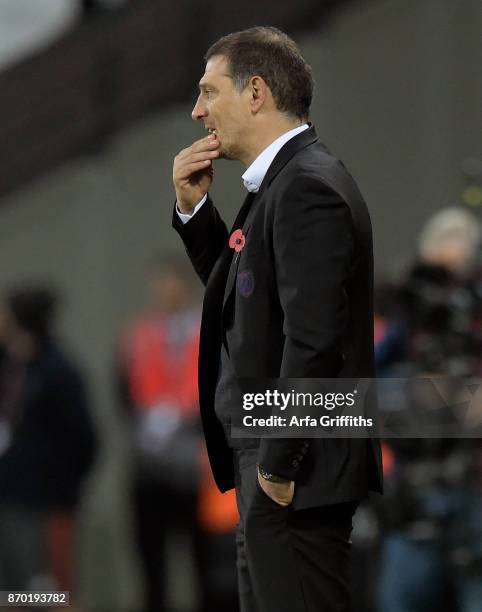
191, 96, 207, 121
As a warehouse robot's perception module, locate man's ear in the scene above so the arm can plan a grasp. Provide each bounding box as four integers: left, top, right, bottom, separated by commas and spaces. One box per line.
249, 76, 268, 114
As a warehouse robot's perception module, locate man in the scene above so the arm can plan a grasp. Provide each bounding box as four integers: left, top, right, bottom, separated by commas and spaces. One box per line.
117, 255, 239, 612
117, 256, 203, 612
172, 26, 382, 612
0, 285, 96, 592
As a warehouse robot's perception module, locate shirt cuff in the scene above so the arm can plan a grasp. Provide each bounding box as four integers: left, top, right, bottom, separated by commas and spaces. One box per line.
176, 194, 208, 224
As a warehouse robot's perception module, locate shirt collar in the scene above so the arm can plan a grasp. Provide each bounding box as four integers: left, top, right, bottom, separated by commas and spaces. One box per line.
241, 123, 309, 193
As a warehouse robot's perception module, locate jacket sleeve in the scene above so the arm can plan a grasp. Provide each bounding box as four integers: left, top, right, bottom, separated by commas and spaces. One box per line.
172, 196, 228, 286
257, 175, 355, 481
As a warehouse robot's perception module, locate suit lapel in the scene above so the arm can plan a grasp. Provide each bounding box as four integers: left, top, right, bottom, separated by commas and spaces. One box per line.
222, 191, 257, 309
220, 125, 319, 310
202, 191, 256, 319
223, 255, 239, 310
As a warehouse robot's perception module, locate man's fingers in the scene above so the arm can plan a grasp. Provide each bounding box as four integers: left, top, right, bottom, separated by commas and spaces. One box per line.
176, 136, 219, 163
182, 150, 219, 164
177, 136, 217, 159
190, 136, 219, 154
176, 159, 213, 180
174, 150, 218, 180
176, 143, 218, 165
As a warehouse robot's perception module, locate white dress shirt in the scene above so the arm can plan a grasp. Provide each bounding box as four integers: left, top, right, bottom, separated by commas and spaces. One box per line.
177, 123, 309, 224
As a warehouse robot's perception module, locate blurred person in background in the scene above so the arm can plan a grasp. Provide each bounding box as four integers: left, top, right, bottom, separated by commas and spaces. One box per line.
373, 280, 407, 377
403, 207, 482, 377
375, 207, 482, 612
117, 254, 238, 612
375, 207, 482, 378
0, 284, 97, 597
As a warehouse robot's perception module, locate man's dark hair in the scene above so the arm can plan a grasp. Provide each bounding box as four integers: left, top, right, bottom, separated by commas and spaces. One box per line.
6, 285, 58, 339
205, 26, 314, 121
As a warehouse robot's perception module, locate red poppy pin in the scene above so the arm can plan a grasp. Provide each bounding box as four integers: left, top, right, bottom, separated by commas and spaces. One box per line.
229, 229, 246, 253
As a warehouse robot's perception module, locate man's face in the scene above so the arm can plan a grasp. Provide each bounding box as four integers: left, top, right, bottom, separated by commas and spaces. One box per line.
192, 55, 251, 160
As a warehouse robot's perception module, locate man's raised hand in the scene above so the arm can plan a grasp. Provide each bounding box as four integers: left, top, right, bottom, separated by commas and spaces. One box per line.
173, 134, 220, 214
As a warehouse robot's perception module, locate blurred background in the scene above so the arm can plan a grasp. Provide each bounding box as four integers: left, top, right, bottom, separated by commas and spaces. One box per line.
0, 0, 481, 611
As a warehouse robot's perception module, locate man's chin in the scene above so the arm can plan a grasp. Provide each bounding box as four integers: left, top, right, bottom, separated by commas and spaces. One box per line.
218, 146, 236, 161
216, 139, 241, 161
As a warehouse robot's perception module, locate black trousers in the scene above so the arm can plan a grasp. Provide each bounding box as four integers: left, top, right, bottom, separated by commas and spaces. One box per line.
234, 449, 358, 612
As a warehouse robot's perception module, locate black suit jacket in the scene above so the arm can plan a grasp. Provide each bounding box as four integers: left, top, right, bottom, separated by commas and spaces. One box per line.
173, 125, 382, 510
